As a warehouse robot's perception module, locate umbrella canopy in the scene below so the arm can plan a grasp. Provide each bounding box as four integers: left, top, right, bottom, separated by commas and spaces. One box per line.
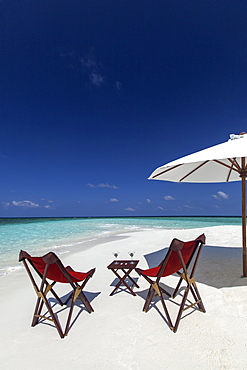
149, 132, 247, 276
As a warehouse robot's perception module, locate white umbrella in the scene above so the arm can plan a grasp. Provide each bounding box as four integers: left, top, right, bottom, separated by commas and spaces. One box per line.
149, 132, 247, 276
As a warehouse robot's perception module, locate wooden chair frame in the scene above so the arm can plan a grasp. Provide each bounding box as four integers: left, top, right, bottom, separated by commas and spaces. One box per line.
136, 234, 206, 333
19, 250, 95, 338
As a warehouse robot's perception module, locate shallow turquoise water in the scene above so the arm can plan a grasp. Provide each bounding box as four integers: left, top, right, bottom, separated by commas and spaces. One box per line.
0, 216, 241, 275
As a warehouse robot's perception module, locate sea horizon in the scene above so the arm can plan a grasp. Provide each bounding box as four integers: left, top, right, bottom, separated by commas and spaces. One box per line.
0, 215, 243, 219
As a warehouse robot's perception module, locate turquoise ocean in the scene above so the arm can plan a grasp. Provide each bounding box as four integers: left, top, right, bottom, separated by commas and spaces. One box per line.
0, 216, 242, 276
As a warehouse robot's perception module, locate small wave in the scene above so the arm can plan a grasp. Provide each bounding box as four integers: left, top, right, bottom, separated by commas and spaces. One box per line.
0, 265, 23, 277
42, 237, 98, 251
123, 226, 142, 230
100, 223, 118, 228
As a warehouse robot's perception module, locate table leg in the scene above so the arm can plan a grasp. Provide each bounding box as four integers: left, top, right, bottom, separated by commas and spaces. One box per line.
110, 268, 137, 296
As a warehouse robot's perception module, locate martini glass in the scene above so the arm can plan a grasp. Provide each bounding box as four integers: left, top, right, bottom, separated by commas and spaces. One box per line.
113, 252, 120, 264
128, 251, 135, 264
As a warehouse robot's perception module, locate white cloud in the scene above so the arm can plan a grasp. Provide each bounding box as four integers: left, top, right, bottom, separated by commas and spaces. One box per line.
2, 202, 10, 207
88, 183, 118, 189
115, 81, 122, 90
12, 200, 40, 208
212, 205, 220, 209
62, 51, 108, 88
146, 199, 151, 203
40, 198, 54, 203
80, 53, 105, 87
64, 51, 122, 91
2, 199, 55, 209
218, 191, 229, 199
110, 198, 119, 202
212, 191, 229, 200
90, 72, 105, 87
124, 207, 135, 212
164, 195, 175, 201
157, 206, 164, 210
80, 55, 97, 69
60, 52, 75, 58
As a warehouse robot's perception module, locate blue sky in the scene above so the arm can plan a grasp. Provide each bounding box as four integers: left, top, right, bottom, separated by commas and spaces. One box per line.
1, 0, 247, 217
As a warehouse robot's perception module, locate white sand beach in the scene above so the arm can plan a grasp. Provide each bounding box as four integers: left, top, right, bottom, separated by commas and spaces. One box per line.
1, 226, 247, 370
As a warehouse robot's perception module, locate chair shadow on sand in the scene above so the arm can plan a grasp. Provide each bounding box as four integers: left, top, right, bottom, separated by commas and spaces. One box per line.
134, 243, 247, 329
109, 277, 139, 295
39, 290, 101, 333
136, 284, 198, 328
141, 244, 247, 290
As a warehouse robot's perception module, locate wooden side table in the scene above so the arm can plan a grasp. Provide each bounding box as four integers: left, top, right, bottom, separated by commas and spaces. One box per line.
107, 260, 139, 296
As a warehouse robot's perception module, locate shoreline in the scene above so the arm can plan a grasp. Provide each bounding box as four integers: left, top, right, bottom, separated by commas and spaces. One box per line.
0, 231, 132, 277
0, 216, 243, 276
0, 224, 243, 278
0, 221, 243, 279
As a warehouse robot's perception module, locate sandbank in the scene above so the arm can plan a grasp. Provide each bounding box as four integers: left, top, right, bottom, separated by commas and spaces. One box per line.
0, 225, 247, 369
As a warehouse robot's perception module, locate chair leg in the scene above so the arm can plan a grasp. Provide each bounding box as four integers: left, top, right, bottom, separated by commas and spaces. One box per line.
32, 297, 43, 327
159, 293, 173, 330
173, 283, 206, 333
64, 299, 75, 336
143, 283, 174, 329
172, 277, 183, 298
50, 287, 64, 306
190, 285, 206, 313
44, 299, 64, 339
173, 286, 190, 333
32, 294, 65, 338
64, 291, 73, 305
64, 289, 94, 336
143, 285, 155, 312
78, 291, 94, 313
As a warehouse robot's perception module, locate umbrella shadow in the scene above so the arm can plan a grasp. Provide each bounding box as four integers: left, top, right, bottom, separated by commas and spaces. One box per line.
196, 245, 246, 288
142, 245, 247, 289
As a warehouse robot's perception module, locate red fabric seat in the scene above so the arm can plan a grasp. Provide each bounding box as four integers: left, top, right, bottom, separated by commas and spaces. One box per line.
141, 240, 196, 277
27, 255, 89, 283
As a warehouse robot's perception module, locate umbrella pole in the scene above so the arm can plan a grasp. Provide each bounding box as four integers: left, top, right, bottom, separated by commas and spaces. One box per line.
241, 159, 247, 277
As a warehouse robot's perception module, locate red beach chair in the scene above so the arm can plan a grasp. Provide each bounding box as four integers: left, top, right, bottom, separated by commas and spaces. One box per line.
136, 234, 206, 333
19, 250, 95, 338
